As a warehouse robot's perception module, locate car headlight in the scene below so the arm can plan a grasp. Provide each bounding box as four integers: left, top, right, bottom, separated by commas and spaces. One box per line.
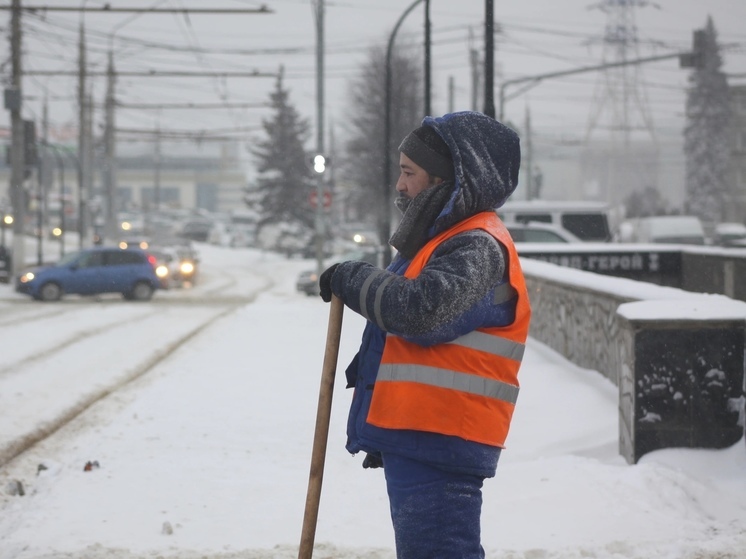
179, 261, 195, 275
19, 272, 35, 283
155, 265, 169, 278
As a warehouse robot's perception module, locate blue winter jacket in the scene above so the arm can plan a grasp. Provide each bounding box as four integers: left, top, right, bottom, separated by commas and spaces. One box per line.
329, 112, 522, 478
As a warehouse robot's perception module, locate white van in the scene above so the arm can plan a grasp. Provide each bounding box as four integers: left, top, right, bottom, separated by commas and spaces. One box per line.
496, 200, 613, 242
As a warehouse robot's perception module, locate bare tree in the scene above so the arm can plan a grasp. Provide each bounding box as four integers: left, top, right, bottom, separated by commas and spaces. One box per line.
340, 42, 423, 224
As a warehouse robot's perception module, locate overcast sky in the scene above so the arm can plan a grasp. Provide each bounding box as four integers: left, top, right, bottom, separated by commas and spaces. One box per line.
1, 0, 744, 168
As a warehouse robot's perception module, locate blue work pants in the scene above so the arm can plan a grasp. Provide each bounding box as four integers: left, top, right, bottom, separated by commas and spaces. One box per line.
382, 452, 486, 559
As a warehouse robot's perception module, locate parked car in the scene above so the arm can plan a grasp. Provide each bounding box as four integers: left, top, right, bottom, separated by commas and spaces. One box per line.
505, 221, 583, 243
712, 222, 746, 247
296, 248, 378, 296
621, 215, 706, 245
178, 219, 213, 242
15, 246, 166, 302
497, 200, 614, 242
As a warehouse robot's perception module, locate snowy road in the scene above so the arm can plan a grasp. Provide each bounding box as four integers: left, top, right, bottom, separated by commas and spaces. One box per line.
0, 245, 279, 467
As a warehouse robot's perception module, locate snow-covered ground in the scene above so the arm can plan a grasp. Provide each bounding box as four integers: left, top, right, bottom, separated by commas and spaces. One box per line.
0, 243, 744, 559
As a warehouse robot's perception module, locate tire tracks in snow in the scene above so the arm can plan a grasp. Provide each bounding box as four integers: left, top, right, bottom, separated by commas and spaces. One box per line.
0, 309, 156, 379
0, 284, 273, 469
0, 303, 78, 328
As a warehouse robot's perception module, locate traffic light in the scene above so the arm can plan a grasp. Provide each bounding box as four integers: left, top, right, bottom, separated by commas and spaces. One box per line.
311, 154, 331, 173
4, 119, 38, 177
24, 119, 37, 166
313, 154, 326, 173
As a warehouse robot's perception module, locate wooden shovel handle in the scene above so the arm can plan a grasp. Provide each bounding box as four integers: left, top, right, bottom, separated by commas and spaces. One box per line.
298, 295, 344, 559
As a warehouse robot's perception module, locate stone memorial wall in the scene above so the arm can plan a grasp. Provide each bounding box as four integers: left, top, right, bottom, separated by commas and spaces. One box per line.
520, 258, 746, 463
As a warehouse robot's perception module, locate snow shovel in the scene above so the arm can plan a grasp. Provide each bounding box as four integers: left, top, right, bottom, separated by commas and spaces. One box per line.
298, 295, 344, 559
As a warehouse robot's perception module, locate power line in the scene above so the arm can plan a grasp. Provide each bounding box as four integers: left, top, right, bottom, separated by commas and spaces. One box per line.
113, 102, 269, 109
24, 69, 278, 77
116, 125, 261, 135
1, 5, 273, 14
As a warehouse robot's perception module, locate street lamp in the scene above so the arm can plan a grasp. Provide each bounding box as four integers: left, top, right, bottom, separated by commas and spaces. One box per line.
381, 0, 425, 266
1, 214, 14, 248
41, 144, 82, 249
42, 142, 68, 256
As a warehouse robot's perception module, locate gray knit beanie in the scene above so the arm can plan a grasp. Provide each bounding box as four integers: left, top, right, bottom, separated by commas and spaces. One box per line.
398, 125, 454, 180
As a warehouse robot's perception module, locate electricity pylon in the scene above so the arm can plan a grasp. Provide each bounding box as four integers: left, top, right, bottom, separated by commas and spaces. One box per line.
583, 0, 659, 204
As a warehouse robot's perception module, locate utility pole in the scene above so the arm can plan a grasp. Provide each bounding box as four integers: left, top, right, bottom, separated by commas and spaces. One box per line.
154, 121, 161, 212
469, 27, 481, 112
328, 120, 336, 228
313, 0, 325, 277
424, 0, 431, 116
37, 98, 51, 264
8, 0, 25, 277
525, 106, 533, 200
483, 0, 495, 119
77, 22, 87, 249
448, 76, 455, 113
85, 90, 94, 241
103, 50, 117, 241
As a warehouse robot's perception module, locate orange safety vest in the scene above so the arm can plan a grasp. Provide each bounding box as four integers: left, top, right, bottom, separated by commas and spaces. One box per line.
366, 211, 531, 447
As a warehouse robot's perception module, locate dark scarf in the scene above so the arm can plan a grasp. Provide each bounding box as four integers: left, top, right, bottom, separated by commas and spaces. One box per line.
389, 181, 454, 259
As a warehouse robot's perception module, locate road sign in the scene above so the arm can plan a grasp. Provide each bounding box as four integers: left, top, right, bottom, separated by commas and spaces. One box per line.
309, 190, 331, 209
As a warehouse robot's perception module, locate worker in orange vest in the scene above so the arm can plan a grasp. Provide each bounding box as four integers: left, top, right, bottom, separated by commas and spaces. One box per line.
319, 111, 531, 559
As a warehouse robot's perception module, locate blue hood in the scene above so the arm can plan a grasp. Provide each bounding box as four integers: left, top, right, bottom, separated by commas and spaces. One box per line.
423, 111, 520, 227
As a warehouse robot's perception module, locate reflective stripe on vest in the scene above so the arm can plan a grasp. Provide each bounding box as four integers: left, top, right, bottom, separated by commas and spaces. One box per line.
448, 329, 525, 362
366, 211, 531, 447
378, 362, 520, 404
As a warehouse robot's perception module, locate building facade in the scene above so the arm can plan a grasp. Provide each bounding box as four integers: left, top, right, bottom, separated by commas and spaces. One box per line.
0, 141, 248, 228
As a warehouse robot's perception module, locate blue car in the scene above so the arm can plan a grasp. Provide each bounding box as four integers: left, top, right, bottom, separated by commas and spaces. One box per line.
16, 246, 166, 302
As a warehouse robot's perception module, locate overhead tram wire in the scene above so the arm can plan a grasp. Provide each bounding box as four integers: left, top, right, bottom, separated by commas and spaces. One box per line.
170, 0, 230, 104
23, 23, 307, 58
2, 5, 274, 14
21, 6, 429, 60
21, 7, 598, 78
21, 10, 310, 56
112, 102, 269, 109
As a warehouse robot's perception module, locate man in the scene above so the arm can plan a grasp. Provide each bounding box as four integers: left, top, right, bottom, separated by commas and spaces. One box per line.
319, 111, 531, 558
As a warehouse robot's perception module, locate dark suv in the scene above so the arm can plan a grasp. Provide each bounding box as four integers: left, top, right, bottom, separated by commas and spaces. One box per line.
16, 247, 165, 302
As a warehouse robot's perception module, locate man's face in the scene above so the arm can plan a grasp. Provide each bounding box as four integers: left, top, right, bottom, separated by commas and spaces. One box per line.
396, 153, 441, 200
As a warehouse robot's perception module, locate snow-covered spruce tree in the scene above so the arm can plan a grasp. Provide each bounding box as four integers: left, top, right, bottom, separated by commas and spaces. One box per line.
683, 17, 731, 225
249, 67, 314, 255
